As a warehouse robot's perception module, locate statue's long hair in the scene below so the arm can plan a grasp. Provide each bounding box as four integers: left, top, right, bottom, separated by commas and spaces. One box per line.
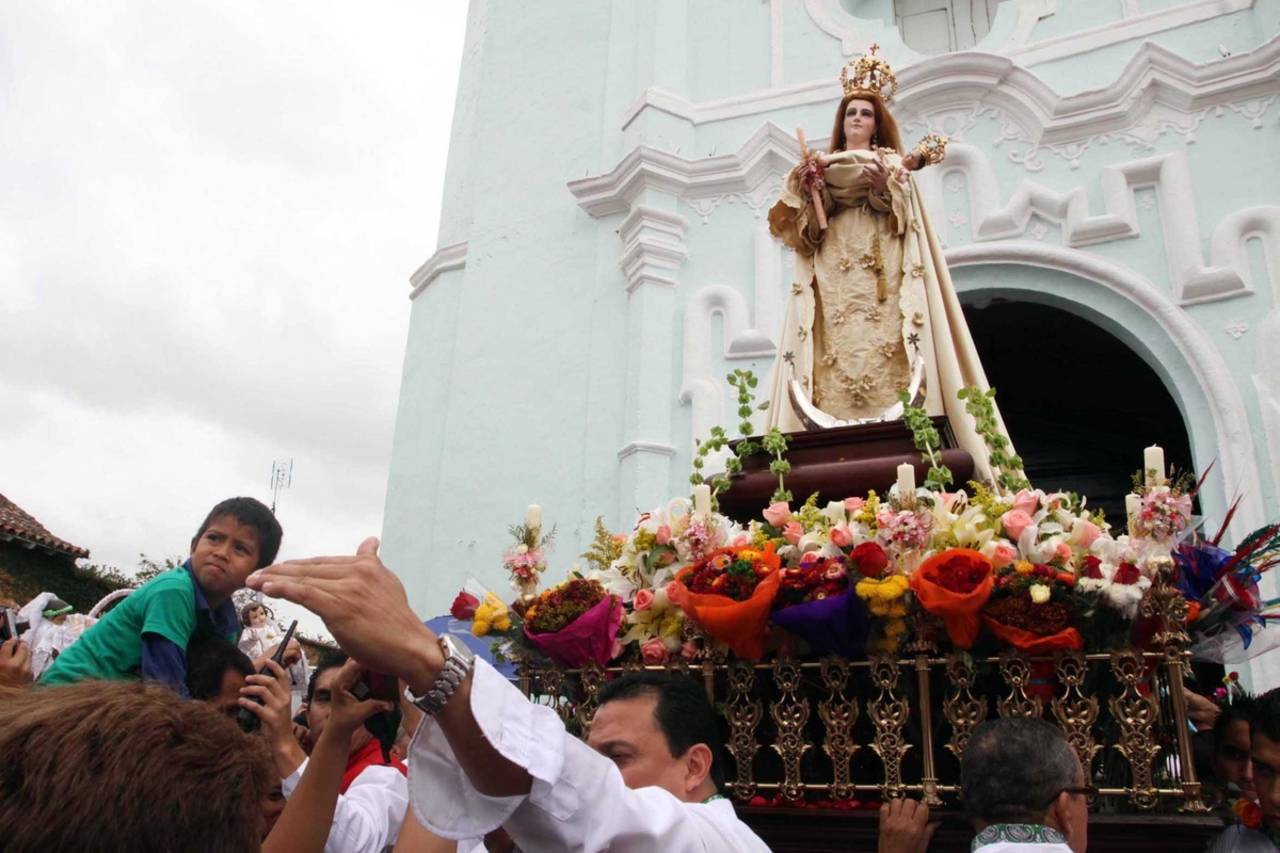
828, 91, 903, 154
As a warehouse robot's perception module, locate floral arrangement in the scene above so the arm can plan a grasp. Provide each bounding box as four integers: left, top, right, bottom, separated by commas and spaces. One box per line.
448, 437, 1277, 669
504, 505, 555, 599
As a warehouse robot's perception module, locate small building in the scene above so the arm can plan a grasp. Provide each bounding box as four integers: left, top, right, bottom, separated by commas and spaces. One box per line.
0, 493, 119, 613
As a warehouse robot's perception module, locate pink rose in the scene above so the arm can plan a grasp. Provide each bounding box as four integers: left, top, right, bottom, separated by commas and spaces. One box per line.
844, 497, 866, 511
784, 521, 804, 545
763, 502, 792, 528
1001, 509, 1034, 541
830, 524, 854, 548
1054, 542, 1073, 564
680, 639, 699, 661
633, 588, 655, 611
655, 524, 672, 545
664, 581, 682, 600
990, 542, 1017, 570
1069, 519, 1101, 549
731, 534, 749, 548
1011, 489, 1039, 516
640, 637, 668, 665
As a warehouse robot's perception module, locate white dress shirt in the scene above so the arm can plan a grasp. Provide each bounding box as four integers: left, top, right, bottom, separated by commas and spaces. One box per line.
282, 755, 408, 853
408, 659, 770, 853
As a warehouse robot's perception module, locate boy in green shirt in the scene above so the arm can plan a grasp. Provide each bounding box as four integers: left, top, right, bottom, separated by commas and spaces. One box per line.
41, 497, 283, 694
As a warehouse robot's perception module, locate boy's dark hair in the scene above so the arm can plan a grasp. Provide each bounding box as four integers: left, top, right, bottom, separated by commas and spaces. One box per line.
1215, 694, 1256, 744
186, 632, 254, 701
0, 680, 273, 851
597, 671, 727, 791
1252, 687, 1280, 743
192, 497, 283, 569
306, 649, 350, 704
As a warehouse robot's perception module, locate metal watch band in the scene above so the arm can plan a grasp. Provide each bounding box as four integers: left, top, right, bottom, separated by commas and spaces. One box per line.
405, 634, 476, 716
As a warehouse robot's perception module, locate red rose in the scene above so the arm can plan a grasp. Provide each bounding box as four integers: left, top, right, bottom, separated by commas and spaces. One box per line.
1114, 562, 1142, 586
1081, 556, 1104, 580
450, 591, 479, 620
1032, 563, 1057, 579
849, 542, 889, 578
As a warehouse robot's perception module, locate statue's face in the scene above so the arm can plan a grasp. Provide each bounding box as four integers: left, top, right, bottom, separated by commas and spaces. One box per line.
844, 98, 876, 149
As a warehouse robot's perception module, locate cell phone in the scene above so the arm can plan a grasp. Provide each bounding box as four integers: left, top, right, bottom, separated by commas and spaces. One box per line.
352, 669, 402, 762
292, 709, 309, 728
0, 609, 29, 642
237, 620, 298, 734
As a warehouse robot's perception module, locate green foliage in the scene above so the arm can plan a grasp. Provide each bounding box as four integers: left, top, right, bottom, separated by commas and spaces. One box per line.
899, 391, 953, 491
956, 387, 1029, 494
690, 370, 792, 505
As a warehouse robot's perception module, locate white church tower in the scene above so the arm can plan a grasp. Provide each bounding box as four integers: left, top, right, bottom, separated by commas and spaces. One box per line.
383, 0, 1280, 693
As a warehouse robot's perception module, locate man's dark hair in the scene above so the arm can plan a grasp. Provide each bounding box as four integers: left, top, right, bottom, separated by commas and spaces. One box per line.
597, 671, 727, 791
1215, 694, 1257, 744
186, 632, 254, 701
306, 648, 349, 704
0, 680, 273, 851
961, 717, 1079, 825
1252, 687, 1280, 743
192, 497, 283, 568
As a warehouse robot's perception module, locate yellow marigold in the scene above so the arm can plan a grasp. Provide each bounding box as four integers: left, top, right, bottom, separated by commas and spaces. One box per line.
472, 619, 491, 637
869, 598, 890, 616
492, 615, 511, 632
886, 600, 908, 619
884, 618, 907, 638
1014, 560, 1035, 575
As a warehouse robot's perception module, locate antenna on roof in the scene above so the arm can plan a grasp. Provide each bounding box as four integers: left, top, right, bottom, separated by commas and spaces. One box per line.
269, 459, 293, 514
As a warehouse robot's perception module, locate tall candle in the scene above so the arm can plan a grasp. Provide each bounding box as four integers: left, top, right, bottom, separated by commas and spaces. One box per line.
693, 484, 712, 518
897, 463, 916, 500
1144, 445, 1165, 486
526, 504, 542, 531
1125, 493, 1141, 537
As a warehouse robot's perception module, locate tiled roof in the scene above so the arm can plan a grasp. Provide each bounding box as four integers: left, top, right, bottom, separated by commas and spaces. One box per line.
0, 493, 89, 558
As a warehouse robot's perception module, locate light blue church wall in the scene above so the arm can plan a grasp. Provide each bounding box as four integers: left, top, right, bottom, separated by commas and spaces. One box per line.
385, 0, 1280, 684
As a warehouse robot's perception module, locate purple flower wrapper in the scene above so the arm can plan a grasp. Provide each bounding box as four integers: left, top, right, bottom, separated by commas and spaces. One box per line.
523, 594, 624, 667
769, 588, 870, 658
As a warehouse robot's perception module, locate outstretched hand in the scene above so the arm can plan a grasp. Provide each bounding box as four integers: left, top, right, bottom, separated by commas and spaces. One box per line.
878, 798, 938, 853
246, 538, 443, 693
325, 659, 396, 737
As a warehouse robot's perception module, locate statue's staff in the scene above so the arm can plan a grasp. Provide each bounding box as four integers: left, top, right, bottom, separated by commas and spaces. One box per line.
795, 127, 828, 231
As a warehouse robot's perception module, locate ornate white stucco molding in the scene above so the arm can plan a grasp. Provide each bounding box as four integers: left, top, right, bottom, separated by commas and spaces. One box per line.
618, 205, 688, 293
946, 240, 1264, 540
567, 122, 799, 218
616, 35, 1280, 151
926, 146, 1277, 305
408, 241, 467, 300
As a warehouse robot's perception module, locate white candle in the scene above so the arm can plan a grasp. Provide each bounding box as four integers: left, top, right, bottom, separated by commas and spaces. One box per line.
1125, 493, 1141, 537
1144, 445, 1165, 486
897, 463, 916, 499
526, 504, 542, 530
692, 484, 712, 518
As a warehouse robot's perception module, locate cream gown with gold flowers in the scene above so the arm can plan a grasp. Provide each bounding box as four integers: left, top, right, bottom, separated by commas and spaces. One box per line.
765, 147, 1014, 483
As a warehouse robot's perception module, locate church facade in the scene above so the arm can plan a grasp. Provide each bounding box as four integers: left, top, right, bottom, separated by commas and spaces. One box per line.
384, 0, 1279, 682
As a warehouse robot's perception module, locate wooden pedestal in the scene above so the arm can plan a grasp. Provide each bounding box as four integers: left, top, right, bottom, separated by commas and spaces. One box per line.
718, 417, 975, 523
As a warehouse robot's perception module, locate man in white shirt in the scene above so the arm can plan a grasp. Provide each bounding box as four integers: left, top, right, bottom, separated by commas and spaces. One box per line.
247, 538, 938, 853
1208, 687, 1280, 853
961, 717, 1089, 853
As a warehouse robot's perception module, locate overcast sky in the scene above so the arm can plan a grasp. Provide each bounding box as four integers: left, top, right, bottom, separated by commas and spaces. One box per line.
1, 2, 467, 636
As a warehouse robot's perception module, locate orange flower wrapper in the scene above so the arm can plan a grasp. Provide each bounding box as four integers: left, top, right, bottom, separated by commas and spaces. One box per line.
910, 548, 994, 649
670, 546, 783, 660
981, 617, 1084, 655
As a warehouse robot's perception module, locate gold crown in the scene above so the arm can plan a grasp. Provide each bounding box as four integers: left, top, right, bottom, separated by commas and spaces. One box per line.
839, 43, 897, 103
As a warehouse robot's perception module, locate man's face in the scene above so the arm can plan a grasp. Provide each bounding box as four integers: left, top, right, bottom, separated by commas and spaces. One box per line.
587, 695, 695, 800
261, 785, 286, 837
1251, 733, 1280, 833
305, 665, 367, 755
191, 516, 261, 603
1061, 761, 1089, 853
207, 668, 247, 719
1215, 718, 1255, 793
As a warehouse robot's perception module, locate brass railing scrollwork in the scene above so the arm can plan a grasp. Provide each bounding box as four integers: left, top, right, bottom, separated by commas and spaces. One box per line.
868, 655, 911, 799
770, 658, 811, 801
726, 659, 763, 801
998, 652, 1042, 719
1108, 648, 1161, 810
1051, 650, 1100, 779
942, 653, 986, 761
576, 661, 605, 737
819, 657, 859, 800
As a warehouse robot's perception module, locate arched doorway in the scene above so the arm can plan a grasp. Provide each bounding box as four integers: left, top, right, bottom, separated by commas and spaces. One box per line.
960, 298, 1196, 523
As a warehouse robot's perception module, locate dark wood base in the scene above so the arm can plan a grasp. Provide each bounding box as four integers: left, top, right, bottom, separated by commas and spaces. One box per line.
719, 418, 975, 523
740, 806, 1224, 852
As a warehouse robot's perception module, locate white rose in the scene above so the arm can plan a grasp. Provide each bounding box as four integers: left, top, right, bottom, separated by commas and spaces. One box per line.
1029, 583, 1052, 604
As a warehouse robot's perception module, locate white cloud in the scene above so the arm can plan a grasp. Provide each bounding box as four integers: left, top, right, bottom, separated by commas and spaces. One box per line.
0, 1, 467, 638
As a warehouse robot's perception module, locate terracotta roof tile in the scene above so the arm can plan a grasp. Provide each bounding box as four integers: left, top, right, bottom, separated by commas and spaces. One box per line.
0, 493, 89, 558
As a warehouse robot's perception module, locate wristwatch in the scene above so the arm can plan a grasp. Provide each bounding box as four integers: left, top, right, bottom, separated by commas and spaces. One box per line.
404, 634, 476, 715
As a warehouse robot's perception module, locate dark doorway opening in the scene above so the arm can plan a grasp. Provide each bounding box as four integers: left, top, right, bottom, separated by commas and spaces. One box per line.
961, 298, 1196, 524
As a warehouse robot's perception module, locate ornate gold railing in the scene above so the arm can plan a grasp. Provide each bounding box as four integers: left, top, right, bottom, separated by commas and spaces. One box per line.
514, 567, 1210, 814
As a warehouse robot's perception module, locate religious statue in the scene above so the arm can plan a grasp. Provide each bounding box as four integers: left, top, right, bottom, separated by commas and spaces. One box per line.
764, 45, 1014, 482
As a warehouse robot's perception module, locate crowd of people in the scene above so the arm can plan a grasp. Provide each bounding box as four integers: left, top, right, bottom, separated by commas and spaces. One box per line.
1, 495, 1278, 852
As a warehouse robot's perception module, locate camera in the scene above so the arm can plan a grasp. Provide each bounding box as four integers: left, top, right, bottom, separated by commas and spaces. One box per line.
0, 608, 29, 642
